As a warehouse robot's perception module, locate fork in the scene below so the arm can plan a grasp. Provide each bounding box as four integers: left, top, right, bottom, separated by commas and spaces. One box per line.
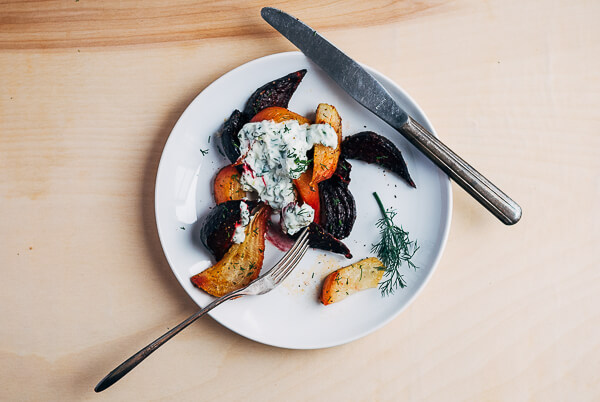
95, 227, 310, 392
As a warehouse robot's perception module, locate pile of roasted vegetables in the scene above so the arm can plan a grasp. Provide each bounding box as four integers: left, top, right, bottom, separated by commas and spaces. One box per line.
190, 70, 415, 303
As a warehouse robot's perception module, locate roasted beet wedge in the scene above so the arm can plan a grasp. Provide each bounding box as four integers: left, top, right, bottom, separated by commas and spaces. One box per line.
321, 257, 385, 305
332, 157, 352, 185
214, 164, 245, 205
341, 131, 415, 188
311, 103, 342, 186
249, 106, 310, 124
198, 200, 258, 261
294, 166, 320, 224
319, 174, 357, 240
242, 69, 307, 118
220, 109, 246, 164
307, 222, 352, 259
191, 206, 269, 297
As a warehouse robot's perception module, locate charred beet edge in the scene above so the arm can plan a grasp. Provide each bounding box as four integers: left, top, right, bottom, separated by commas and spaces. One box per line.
242, 69, 307, 119
198, 200, 258, 260
307, 222, 352, 259
319, 169, 357, 240
332, 156, 352, 185
220, 109, 246, 164
341, 131, 416, 188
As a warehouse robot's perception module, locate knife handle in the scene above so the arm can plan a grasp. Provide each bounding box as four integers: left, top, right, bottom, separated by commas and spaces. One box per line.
399, 116, 521, 225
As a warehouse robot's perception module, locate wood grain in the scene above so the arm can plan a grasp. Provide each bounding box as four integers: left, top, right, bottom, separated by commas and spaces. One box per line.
1, 0, 599, 401
0, 0, 447, 49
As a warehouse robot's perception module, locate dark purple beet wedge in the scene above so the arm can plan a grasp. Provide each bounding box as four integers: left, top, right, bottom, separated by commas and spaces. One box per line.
319, 177, 356, 240
341, 131, 415, 188
306, 222, 352, 259
198, 200, 258, 260
242, 69, 307, 118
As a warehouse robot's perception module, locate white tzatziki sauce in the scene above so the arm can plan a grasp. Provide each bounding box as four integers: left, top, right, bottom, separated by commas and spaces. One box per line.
237, 120, 337, 234
282, 203, 315, 235
232, 200, 250, 244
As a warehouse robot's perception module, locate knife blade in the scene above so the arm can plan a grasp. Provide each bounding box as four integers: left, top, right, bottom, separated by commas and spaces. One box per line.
261, 7, 521, 225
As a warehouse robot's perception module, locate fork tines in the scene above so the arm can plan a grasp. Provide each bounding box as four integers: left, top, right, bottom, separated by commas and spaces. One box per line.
270, 228, 310, 283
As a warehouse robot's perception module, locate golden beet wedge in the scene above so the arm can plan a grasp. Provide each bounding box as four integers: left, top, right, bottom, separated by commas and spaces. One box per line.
191, 206, 268, 297
321, 257, 385, 305
311, 103, 342, 186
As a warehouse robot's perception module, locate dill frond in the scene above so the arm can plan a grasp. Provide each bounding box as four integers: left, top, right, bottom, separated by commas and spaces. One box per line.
371, 192, 419, 296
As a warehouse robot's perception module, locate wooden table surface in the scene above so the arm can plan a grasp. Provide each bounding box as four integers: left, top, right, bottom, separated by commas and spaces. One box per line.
2, 1, 599, 400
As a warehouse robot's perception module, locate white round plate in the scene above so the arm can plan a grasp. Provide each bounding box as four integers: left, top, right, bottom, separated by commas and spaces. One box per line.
155, 52, 451, 349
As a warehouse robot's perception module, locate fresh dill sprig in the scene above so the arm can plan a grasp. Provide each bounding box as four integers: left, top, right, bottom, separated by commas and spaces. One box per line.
371, 192, 419, 296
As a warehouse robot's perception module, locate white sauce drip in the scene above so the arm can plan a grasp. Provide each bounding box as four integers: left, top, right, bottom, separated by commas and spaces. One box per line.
232, 201, 250, 244
282, 203, 315, 235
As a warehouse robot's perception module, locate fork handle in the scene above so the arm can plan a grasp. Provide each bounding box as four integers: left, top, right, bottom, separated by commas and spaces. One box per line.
94, 291, 240, 392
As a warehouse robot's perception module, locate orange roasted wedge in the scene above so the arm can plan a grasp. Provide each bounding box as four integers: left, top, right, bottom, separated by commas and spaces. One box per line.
191, 206, 269, 297
214, 165, 245, 204
249, 106, 310, 125
293, 166, 320, 224
321, 257, 385, 305
311, 103, 342, 186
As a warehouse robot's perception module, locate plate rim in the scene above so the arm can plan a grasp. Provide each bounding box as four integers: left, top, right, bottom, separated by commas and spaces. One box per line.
154, 51, 452, 349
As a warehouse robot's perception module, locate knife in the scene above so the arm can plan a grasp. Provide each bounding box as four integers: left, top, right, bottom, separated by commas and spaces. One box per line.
261, 7, 521, 225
